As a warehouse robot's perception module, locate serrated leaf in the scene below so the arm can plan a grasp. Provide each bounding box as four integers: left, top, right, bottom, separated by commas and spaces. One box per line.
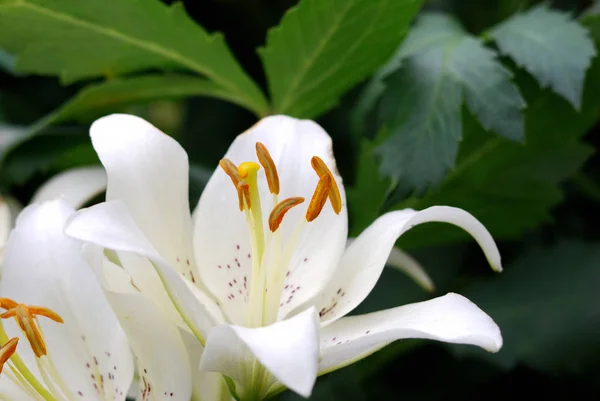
490, 4, 596, 109
452, 240, 600, 373
375, 14, 524, 190
259, 0, 423, 119
0, 0, 268, 115
393, 57, 599, 248
377, 52, 463, 190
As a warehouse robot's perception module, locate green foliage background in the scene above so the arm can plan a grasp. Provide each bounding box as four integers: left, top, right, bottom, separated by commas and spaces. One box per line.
2, 0, 600, 399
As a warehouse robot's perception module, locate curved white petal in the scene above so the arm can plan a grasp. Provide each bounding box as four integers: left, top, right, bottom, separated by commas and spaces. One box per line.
1, 200, 134, 400
30, 166, 107, 209
317, 207, 502, 324
200, 307, 320, 399
90, 114, 198, 279
318, 293, 502, 374
386, 247, 435, 292
83, 244, 193, 401
193, 115, 348, 323
65, 201, 224, 345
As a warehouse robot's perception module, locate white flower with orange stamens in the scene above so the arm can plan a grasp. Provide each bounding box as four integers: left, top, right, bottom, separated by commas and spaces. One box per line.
0, 200, 134, 401
65, 114, 503, 401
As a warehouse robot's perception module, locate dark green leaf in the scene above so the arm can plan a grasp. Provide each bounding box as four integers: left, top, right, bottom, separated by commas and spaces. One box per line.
373, 13, 524, 190
452, 240, 600, 373
0, 0, 268, 115
393, 20, 600, 247
50, 74, 250, 124
490, 4, 596, 109
259, 0, 423, 118
347, 137, 392, 236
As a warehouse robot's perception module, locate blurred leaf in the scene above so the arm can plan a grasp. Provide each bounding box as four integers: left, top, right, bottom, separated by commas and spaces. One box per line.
375, 14, 524, 190
0, 0, 268, 115
0, 133, 96, 186
347, 137, 391, 236
48, 74, 250, 124
259, 0, 423, 118
394, 15, 600, 247
452, 240, 600, 374
0, 48, 16, 74
490, 4, 596, 109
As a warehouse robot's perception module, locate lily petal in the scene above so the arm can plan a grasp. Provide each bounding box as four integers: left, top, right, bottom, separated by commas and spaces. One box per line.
30, 166, 107, 209
200, 307, 320, 399
65, 201, 224, 344
193, 115, 348, 323
90, 114, 198, 279
83, 244, 193, 401
1, 200, 134, 400
318, 293, 502, 375
317, 207, 501, 324
386, 247, 435, 292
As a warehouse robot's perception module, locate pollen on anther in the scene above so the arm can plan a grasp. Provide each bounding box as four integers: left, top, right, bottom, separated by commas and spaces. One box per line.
256, 142, 280, 195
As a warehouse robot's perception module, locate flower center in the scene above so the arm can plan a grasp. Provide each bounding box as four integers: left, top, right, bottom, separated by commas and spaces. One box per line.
219, 143, 341, 327
0, 297, 82, 401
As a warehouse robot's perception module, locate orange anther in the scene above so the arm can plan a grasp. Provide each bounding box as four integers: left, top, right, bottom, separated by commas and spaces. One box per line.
268, 197, 305, 232
306, 175, 332, 222
0, 337, 19, 374
237, 182, 251, 211
15, 305, 46, 358
256, 142, 280, 195
0, 298, 18, 310
27, 306, 64, 324
219, 159, 242, 187
310, 156, 342, 214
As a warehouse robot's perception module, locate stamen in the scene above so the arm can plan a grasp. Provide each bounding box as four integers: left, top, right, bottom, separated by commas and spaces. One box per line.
306, 174, 332, 222
256, 142, 280, 195
237, 182, 251, 211
268, 197, 305, 232
0, 337, 19, 374
219, 158, 242, 187
0, 298, 18, 310
27, 307, 64, 324
311, 156, 342, 214
15, 305, 46, 358
1, 302, 64, 359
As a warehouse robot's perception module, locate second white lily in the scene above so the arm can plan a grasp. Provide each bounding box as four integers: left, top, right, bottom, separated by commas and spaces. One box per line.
65, 114, 503, 401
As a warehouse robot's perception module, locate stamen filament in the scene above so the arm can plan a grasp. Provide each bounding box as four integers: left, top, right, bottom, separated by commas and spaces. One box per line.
0, 320, 56, 401
311, 156, 342, 214
256, 142, 280, 195
268, 197, 305, 232
306, 174, 332, 222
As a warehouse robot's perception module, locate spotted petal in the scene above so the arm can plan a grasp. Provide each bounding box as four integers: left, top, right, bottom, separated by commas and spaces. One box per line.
193, 115, 348, 324
82, 243, 193, 401
0, 200, 134, 400
317, 207, 502, 324
30, 166, 107, 209
200, 307, 320, 399
318, 293, 502, 374
65, 200, 225, 344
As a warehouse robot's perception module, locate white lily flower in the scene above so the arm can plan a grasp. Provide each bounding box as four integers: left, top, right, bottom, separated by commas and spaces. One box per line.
65, 114, 503, 400
0, 200, 134, 400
